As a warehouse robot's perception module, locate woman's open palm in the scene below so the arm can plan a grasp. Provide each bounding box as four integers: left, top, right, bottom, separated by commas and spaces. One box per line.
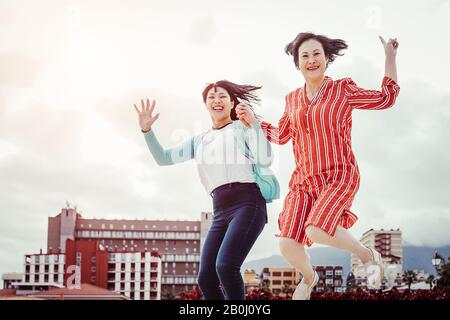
133, 98, 160, 132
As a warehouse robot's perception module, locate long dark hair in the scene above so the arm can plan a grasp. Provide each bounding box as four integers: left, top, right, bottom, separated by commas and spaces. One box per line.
202, 80, 261, 120
285, 32, 348, 69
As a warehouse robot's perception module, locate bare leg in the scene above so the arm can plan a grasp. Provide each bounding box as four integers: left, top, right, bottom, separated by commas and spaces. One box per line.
278, 237, 315, 285
305, 225, 372, 264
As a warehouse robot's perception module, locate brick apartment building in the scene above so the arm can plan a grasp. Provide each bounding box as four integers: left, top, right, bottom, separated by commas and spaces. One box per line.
46, 207, 212, 297
260, 266, 345, 294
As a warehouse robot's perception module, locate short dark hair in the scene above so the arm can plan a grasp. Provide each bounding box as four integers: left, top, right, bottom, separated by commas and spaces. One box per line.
285, 32, 348, 69
202, 80, 261, 121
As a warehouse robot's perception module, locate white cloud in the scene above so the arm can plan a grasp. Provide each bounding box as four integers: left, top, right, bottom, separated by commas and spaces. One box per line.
1, 0, 449, 279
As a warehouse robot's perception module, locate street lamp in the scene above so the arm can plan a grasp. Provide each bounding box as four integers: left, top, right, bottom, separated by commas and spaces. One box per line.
432, 250, 444, 270
431, 250, 445, 288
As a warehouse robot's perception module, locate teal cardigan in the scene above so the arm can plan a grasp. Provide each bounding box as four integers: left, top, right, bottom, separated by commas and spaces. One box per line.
142, 120, 280, 202
143, 121, 273, 167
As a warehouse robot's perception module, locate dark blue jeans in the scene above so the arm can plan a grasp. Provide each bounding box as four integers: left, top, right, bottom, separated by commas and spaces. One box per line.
197, 182, 267, 300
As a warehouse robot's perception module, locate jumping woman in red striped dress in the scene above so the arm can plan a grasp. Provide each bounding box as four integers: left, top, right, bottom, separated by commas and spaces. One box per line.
237, 33, 400, 299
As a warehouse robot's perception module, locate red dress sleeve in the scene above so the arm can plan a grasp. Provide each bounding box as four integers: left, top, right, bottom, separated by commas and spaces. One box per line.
344, 76, 400, 110
260, 95, 292, 145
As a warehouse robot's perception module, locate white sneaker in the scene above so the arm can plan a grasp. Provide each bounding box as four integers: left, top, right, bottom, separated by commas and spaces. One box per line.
364, 247, 384, 289
292, 271, 319, 300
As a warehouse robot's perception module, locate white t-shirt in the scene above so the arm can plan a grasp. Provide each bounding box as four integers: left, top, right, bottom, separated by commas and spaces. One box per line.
195, 122, 255, 194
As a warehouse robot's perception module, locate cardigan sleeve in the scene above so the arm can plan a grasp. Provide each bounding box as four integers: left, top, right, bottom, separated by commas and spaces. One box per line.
143, 129, 195, 166
242, 121, 274, 168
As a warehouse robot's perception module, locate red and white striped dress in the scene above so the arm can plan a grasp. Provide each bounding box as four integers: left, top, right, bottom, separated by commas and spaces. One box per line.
261, 76, 400, 246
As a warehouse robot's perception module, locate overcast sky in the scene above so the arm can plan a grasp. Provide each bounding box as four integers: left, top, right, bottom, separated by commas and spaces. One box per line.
1, 0, 450, 278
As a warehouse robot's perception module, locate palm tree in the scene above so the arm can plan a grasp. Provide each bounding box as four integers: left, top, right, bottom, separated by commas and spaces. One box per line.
426, 275, 435, 289
437, 261, 450, 286
402, 270, 418, 290
162, 290, 174, 300
282, 283, 293, 295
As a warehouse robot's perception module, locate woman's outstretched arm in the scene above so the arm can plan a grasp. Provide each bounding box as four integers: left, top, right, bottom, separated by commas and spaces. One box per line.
380, 35, 398, 83
344, 36, 400, 110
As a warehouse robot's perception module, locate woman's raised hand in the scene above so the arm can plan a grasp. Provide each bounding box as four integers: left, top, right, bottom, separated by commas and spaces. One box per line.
379, 35, 399, 58
379, 36, 399, 83
133, 98, 160, 132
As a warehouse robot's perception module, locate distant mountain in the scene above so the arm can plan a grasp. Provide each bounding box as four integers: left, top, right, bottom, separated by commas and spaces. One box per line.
403, 246, 450, 274
242, 245, 450, 277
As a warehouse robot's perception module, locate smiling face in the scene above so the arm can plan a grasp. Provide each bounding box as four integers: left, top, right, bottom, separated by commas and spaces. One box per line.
205, 86, 234, 123
297, 39, 328, 82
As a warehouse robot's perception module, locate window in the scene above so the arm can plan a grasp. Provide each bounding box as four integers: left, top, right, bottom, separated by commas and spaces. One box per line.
91, 256, 97, 263
272, 272, 281, 277
272, 280, 281, 285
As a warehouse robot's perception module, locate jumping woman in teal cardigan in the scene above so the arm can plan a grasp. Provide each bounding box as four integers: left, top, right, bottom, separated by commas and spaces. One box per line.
133, 80, 279, 300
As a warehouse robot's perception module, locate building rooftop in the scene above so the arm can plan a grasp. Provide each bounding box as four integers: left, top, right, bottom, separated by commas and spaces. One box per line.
2, 273, 23, 281
30, 283, 131, 300
0, 289, 42, 300
361, 228, 402, 237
